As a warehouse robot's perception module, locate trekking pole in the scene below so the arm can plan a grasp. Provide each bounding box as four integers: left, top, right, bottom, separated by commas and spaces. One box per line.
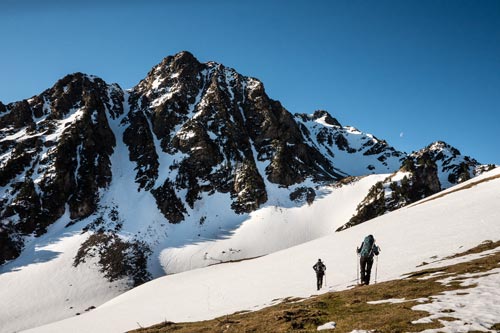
374, 255, 379, 284
356, 253, 359, 285
324, 272, 327, 288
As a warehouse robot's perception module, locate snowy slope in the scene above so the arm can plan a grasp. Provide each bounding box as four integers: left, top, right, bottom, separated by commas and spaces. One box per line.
0, 213, 129, 333
0, 173, 383, 333
24, 167, 500, 333
156, 175, 387, 275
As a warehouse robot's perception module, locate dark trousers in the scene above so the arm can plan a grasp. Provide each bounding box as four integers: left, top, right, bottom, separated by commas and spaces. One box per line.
316, 273, 324, 290
360, 256, 374, 285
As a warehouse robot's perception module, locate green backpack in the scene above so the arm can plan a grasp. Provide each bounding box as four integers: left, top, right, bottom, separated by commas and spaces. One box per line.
360, 235, 375, 257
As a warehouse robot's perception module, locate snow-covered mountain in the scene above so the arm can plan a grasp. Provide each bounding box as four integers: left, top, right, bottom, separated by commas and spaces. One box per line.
294, 110, 405, 175
411, 140, 489, 188
337, 141, 496, 231
0, 51, 495, 332
0, 51, 410, 269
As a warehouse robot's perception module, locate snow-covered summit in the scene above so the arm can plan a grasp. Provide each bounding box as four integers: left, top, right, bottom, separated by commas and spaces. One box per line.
295, 110, 405, 176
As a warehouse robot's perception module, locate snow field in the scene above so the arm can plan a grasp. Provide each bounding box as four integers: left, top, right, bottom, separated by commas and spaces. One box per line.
24, 168, 500, 333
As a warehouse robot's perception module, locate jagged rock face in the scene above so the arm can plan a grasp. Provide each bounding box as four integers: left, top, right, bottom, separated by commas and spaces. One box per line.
295, 110, 406, 175
338, 148, 468, 231
411, 141, 484, 188
0, 73, 124, 264
337, 140, 495, 231
124, 51, 341, 222
408, 154, 442, 195
337, 155, 442, 231
73, 231, 151, 287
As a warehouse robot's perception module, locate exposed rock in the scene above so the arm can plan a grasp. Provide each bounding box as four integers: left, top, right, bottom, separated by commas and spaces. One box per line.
411, 141, 485, 188
0, 224, 22, 264
0, 74, 122, 264
151, 180, 187, 223
313, 110, 342, 127
122, 109, 159, 191
335, 134, 351, 152
73, 232, 151, 286
338, 153, 442, 231
290, 187, 316, 205
231, 161, 267, 213
0, 100, 34, 129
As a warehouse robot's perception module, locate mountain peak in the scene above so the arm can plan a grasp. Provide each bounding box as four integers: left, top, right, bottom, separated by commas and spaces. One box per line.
155, 50, 203, 75
167, 50, 200, 67
294, 110, 342, 128
51, 72, 107, 92
416, 141, 461, 158
312, 110, 342, 127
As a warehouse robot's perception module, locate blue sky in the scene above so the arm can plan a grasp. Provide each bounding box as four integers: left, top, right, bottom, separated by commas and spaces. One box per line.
1, 0, 499, 164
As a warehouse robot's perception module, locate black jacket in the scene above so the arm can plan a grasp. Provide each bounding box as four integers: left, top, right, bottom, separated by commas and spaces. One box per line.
313, 261, 326, 274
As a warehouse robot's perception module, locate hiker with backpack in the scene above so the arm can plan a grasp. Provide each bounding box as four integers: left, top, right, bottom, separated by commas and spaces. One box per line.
356, 234, 380, 285
313, 258, 326, 290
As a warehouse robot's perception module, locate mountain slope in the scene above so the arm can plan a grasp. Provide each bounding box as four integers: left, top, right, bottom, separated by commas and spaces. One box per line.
24, 167, 500, 333
2, 52, 489, 270
0, 51, 496, 332
0, 73, 124, 263
338, 142, 496, 230
0, 173, 384, 333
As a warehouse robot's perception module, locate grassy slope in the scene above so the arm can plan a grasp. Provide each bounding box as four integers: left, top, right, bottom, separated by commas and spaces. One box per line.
130, 241, 500, 333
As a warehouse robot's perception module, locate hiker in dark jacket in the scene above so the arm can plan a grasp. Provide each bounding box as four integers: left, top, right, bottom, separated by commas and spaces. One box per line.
357, 235, 380, 285
313, 259, 326, 290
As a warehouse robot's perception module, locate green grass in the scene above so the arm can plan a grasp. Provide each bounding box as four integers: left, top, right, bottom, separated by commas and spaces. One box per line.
130, 241, 500, 333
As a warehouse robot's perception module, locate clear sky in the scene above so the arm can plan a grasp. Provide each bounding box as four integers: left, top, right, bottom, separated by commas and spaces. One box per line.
1, 0, 499, 164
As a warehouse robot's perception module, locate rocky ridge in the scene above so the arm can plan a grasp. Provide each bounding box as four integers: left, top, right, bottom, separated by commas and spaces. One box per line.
338, 142, 496, 230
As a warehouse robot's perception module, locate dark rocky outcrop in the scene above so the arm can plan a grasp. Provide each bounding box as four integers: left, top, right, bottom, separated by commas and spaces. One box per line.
122, 110, 159, 191
0, 74, 123, 264
411, 141, 482, 187
0, 100, 34, 129
124, 51, 343, 223
337, 146, 479, 231
290, 187, 316, 205
151, 180, 187, 223
73, 232, 151, 287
